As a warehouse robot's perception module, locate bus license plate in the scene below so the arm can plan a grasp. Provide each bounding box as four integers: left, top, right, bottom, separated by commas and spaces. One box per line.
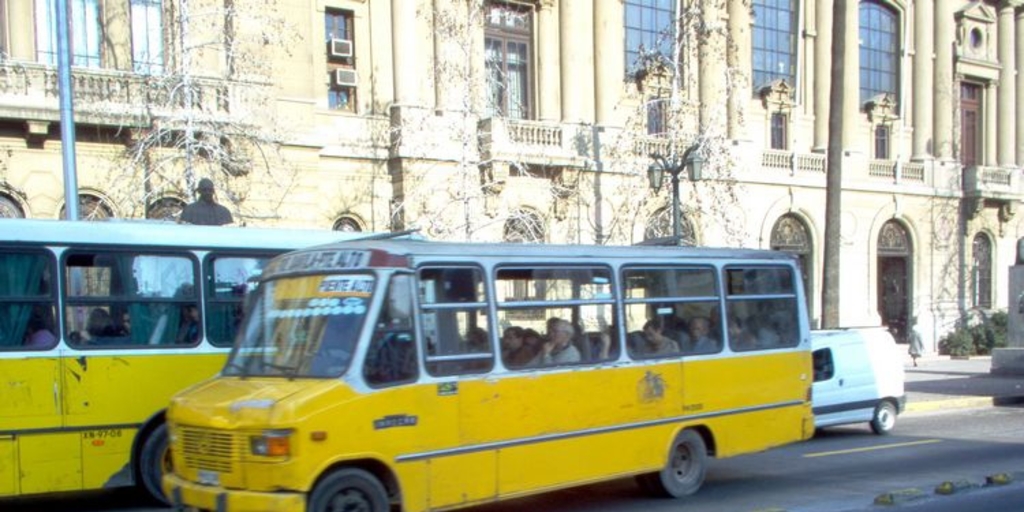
198, 470, 220, 486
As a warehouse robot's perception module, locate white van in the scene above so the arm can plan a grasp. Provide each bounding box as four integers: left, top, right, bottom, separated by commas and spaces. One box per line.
811, 327, 906, 434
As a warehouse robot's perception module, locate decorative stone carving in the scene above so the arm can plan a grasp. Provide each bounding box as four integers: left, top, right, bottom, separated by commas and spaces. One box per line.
759, 79, 794, 113
865, 93, 899, 124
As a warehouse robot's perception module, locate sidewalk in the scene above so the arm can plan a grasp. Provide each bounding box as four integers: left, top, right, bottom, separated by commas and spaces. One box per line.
903, 355, 1024, 413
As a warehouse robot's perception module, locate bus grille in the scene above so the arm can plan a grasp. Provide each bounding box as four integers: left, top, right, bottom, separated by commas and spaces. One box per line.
179, 427, 237, 473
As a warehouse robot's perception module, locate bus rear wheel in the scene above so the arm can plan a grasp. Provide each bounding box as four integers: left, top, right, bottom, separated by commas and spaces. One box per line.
641, 429, 708, 498
139, 423, 171, 505
309, 468, 389, 512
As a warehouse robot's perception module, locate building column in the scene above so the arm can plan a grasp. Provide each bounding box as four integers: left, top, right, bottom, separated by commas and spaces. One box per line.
537, 3, 561, 122
813, 0, 832, 151
699, 0, 726, 131
593, 0, 622, 126
1017, 11, 1024, 166
912, 0, 935, 160
841, 0, 859, 148
998, 4, 1016, 167
391, 0, 421, 106
934, 0, 955, 161
560, 0, 594, 122
986, 81, 998, 166
727, 0, 751, 139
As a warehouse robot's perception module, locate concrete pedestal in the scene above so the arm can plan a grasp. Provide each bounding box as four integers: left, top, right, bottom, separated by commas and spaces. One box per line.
992, 347, 1024, 376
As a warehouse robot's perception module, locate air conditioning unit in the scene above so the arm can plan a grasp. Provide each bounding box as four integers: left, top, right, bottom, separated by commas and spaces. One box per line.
328, 38, 353, 58
333, 68, 358, 87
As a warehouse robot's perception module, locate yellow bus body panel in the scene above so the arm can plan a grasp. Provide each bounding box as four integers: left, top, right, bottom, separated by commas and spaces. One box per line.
166, 349, 811, 512
0, 352, 225, 497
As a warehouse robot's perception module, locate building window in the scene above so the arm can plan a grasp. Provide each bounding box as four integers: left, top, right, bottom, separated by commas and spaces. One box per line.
147, 197, 185, 221
333, 216, 362, 232
752, 0, 797, 89
770, 112, 788, 150
960, 82, 982, 167
325, 9, 356, 112
647, 97, 668, 136
35, 0, 102, 68
859, 1, 899, 105
624, 0, 676, 75
504, 209, 545, 243
874, 124, 890, 160
130, 0, 163, 74
485, 2, 533, 119
972, 233, 992, 309
0, 193, 24, 218
61, 194, 114, 221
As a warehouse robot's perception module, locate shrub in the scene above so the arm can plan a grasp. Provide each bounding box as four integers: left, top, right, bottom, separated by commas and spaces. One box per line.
938, 310, 1008, 356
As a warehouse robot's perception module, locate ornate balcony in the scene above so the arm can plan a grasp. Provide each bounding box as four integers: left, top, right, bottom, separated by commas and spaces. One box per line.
963, 165, 1021, 201
478, 117, 586, 168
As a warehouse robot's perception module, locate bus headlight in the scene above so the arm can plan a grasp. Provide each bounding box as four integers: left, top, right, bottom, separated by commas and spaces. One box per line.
249, 429, 293, 457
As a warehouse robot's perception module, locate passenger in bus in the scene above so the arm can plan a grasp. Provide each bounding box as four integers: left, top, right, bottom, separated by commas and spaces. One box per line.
86, 308, 116, 341
635, 319, 681, 356
680, 316, 717, 353
465, 327, 490, 353
728, 316, 758, 350
501, 326, 541, 368
24, 315, 57, 349
529, 318, 581, 366
177, 305, 200, 344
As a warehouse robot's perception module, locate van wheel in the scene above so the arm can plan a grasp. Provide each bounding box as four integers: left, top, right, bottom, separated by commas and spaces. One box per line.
870, 401, 897, 435
642, 429, 708, 498
308, 468, 388, 512
139, 424, 171, 505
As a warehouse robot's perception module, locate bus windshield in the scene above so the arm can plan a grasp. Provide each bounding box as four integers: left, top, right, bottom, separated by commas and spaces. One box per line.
224, 273, 376, 378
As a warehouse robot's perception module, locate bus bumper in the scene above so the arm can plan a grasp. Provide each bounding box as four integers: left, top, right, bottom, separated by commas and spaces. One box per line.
164, 473, 306, 512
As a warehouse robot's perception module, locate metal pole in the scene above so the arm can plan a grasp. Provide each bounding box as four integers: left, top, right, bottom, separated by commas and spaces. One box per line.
56, 0, 79, 220
671, 168, 681, 241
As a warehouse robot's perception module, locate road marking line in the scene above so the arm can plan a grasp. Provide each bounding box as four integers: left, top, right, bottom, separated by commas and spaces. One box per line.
803, 439, 942, 458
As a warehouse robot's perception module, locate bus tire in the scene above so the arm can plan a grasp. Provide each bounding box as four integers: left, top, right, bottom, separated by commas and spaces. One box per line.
648, 429, 708, 498
308, 468, 389, 512
870, 400, 897, 435
139, 423, 171, 505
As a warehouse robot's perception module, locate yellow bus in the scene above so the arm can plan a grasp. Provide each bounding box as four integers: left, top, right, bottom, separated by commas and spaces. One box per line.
0, 219, 371, 503
164, 240, 815, 512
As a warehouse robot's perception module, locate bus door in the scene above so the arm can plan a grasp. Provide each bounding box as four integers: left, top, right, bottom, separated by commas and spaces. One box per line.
404, 267, 496, 508
0, 249, 67, 494
60, 251, 199, 489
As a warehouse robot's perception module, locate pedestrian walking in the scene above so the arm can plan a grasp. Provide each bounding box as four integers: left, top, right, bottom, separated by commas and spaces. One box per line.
908, 317, 924, 367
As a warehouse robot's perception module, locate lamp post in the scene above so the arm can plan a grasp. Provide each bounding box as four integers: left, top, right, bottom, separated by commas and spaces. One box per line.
647, 144, 704, 243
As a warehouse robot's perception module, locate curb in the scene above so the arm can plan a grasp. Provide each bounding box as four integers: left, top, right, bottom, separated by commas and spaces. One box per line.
904, 396, 995, 413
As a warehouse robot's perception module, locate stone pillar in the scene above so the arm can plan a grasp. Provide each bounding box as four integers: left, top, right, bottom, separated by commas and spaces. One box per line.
912, 0, 935, 160
392, 0, 421, 105
537, 3, 561, 122
998, 4, 1016, 167
994, 259, 1024, 375
593, 0, 623, 126
986, 82, 998, 166
102, 0, 131, 71
1018, 11, 1024, 166
699, 0, 725, 130
8, 0, 36, 60
934, 0, 955, 161
842, 0, 859, 148
728, 0, 751, 139
813, 0, 832, 151
560, 0, 594, 122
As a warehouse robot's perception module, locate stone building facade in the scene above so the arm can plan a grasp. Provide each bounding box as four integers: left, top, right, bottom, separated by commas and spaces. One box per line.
1, 0, 1023, 352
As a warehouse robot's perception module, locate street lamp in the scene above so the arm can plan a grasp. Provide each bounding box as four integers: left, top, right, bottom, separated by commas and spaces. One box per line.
647, 144, 704, 242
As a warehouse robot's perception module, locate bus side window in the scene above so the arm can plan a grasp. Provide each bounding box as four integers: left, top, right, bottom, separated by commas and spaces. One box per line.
724, 266, 800, 351
364, 275, 418, 386
205, 255, 272, 347
419, 266, 493, 376
0, 250, 57, 350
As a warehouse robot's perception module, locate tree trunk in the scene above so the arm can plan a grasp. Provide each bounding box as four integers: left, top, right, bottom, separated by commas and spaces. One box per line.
821, 0, 846, 329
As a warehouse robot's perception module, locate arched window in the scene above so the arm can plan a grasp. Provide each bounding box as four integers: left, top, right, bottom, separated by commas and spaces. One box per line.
752, 0, 798, 89
504, 209, 545, 243
644, 207, 696, 246
0, 193, 25, 218
972, 233, 992, 309
333, 216, 363, 232
60, 194, 113, 221
147, 197, 186, 221
859, 1, 900, 105
770, 214, 812, 308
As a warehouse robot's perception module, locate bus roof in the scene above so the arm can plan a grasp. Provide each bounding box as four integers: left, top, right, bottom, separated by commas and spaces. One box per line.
0, 218, 368, 251
263, 238, 798, 277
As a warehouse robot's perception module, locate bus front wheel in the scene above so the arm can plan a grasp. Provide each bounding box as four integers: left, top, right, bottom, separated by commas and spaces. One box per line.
641, 429, 708, 498
139, 423, 171, 505
309, 468, 389, 512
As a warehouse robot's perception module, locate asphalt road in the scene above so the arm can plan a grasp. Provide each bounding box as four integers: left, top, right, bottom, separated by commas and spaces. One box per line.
3, 403, 1023, 512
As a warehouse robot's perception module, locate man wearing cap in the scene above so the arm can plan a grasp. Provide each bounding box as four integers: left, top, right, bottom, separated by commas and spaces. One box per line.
179, 178, 233, 226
